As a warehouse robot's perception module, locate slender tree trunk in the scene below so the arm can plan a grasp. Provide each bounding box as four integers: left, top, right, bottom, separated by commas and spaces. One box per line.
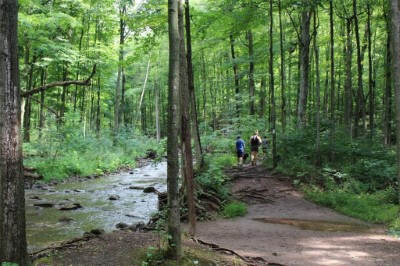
367, 4, 374, 136
344, 17, 353, 136
314, 11, 322, 167
178, 0, 196, 237
39, 69, 46, 139
185, 0, 204, 169
270, 0, 277, 168
279, 0, 286, 132
297, 10, 312, 127
389, 0, 400, 208
230, 34, 240, 117
353, 0, 364, 137
166, 0, 182, 259
115, 5, 127, 135
329, 0, 335, 161
247, 30, 256, 116
259, 76, 267, 117
0, 0, 29, 263
384, 17, 392, 146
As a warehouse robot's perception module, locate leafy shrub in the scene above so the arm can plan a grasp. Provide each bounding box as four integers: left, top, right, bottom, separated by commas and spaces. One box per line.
222, 201, 247, 218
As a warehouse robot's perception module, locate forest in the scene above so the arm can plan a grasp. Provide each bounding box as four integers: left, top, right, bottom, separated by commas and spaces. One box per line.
1, 0, 400, 264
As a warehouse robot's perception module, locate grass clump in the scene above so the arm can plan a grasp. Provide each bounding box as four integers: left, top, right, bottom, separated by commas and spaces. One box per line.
303, 185, 399, 226
222, 201, 247, 218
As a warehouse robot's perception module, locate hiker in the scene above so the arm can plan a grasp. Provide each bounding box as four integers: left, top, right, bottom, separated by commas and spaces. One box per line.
250, 130, 262, 166
261, 136, 269, 156
236, 135, 245, 167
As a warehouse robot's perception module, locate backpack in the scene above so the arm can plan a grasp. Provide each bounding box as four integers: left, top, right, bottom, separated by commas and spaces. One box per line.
251, 136, 259, 146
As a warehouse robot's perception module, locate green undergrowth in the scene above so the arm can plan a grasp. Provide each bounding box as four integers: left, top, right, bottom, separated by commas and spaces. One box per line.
302, 184, 400, 232
222, 201, 247, 218
23, 116, 161, 181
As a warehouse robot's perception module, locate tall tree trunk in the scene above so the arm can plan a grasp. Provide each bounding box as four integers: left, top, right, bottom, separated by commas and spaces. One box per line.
367, 4, 374, 136
166, 0, 182, 259
247, 30, 256, 116
178, 0, 196, 237
185, 0, 204, 169
329, 0, 335, 161
0, 0, 28, 263
344, 17, 353, 136
314, 10, 322, 167
389, 0, 400, 208
230, 34, 240, 117
39, 69, 46, 139
353, 0, 364, 137
297, 10, 312, 127
115, 5, 127, 135
384, 17, 392, 146
270, 0, 277, 168
279, 0, 287, 132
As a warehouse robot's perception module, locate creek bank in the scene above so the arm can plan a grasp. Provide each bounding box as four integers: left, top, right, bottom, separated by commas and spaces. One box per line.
25, 160, 167, 253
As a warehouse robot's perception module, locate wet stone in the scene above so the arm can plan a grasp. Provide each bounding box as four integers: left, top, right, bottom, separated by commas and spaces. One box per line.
109, 195, 120, 200
33, 202, 54, 208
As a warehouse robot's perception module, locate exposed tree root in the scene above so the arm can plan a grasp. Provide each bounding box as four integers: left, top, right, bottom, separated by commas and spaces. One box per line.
191, 237, 284, 266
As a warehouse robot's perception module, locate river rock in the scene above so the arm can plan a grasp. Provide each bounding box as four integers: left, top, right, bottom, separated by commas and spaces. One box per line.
59, 203, 83, 211
116, 222, 129, 229
33, 202, 54, 208
109, 195, 120, 200
90, 228, 105, 235
59, 216, 74, 222
143, 186, 157, 193
129, 186, 144, 190
30, 196, 41, 200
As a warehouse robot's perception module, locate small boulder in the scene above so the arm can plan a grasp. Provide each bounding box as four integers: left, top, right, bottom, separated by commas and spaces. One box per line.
33, 202, 54, 208
109, 195, 120, 200
116, 222, 129, 230
143, 187, 157, 193
59, 203, 82, 211
59, 216, 74, 222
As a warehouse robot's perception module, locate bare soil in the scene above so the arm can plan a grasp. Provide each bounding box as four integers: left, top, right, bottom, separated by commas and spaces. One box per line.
195, 164, 400, 266
33, 164, 400, 266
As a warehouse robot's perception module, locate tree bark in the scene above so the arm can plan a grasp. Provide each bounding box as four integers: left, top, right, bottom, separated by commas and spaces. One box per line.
185, 0, 204, 169
166, 0, 182, 259
297, 10, 312, 127
230, 34, 240, 118
179, 0, 196, 237
314, 10, 322, 167
353, 0, 364, 137
344, 17, 353, 136
389, 0, 400, 207
384, 15, 392, 146
269, 0, 277, 168
247, 30, 256, 116
329, 0, 335, 161
0, 0, 29, 263
279, 0, 287, 132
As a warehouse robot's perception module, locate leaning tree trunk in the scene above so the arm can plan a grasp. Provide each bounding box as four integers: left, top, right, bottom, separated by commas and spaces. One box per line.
0, 0, 29, 263
166, 0, 182, 260
389, 0, 400, 208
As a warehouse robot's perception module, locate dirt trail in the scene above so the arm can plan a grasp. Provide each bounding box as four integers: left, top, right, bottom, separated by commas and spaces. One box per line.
194, 164, 400, 266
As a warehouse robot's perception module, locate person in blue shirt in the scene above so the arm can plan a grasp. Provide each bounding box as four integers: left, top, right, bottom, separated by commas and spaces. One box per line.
236, 135, 245, 167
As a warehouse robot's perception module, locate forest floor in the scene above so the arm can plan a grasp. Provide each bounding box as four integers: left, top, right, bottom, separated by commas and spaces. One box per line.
33, 162, 400, 266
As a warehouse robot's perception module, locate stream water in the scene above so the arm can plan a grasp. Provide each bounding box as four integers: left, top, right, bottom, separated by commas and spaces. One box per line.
25, 161, 167, 253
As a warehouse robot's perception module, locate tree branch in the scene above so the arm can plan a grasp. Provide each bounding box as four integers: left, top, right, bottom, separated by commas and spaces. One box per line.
21, 64, 97, 98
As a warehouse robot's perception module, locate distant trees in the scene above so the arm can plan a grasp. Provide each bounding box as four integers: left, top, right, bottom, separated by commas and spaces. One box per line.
0, 0, 28, 264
